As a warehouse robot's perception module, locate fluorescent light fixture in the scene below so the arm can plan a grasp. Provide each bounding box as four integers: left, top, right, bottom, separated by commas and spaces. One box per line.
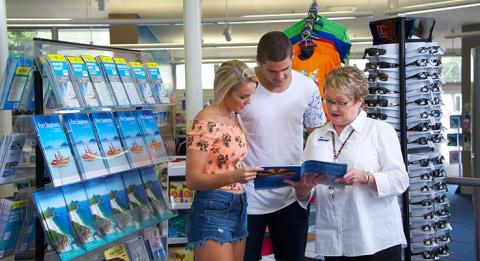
228, 19, 300, 24
241, 10, 353, 18
7, 24, 108, 28
110, 42, 258, 50
7, 18, 72, 21
386, 0, 480, 16
350, 41, 372, 45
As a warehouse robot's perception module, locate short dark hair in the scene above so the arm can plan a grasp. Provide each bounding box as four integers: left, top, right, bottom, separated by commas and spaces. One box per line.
256, 31, 293, 63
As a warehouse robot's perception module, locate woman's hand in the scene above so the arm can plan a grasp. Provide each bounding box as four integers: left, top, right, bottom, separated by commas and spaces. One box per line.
232, 167, 263, 184
284, 172, 326, 200
336, 168, 367, 186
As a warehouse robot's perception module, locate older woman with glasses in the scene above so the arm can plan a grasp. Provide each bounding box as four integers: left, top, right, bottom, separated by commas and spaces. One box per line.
285, 66, 409, 261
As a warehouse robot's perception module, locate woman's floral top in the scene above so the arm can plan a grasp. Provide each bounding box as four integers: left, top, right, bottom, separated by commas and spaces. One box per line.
187, 119, 248, 192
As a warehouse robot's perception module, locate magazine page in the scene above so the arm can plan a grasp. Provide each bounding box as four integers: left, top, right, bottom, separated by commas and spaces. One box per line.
254, 166, 301, 190
114, 111, 152, 168
63, 113, 109, 179
32, 115, 81, 187
81, 55, 116, 107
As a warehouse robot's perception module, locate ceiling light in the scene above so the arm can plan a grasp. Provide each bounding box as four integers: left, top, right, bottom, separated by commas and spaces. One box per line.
326, 6, 357, 12
7, 18, 72, 21
386, 0, 480, 16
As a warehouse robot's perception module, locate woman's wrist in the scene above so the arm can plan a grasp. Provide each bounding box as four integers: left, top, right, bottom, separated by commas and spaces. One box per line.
363, 171, 373, 188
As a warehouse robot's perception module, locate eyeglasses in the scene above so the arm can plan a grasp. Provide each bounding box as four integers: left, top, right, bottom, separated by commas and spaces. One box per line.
408, 137, 430, 145
368, 72, 389, 82
437, 245, 450, 255
365, 98, 399, 107
421, 224, 433, 232
410, 46, 441, 54
431, 59, 442, 66
436, 234, 450, 243
406, 59, 429, 67
408, 97, 442, 106
431, 122, 444, 130
409, 158, 430, 167
435, 195, 447, 204
363, 47, 386, 58
413, 250, 437, 259
419, 82, 442, 93
411, 199, 434, 207
368, 86, 399, 94
436, 209, 450, 217
423, 238, 435, 246
322, 98, 349, 108
431, 134, 444, 143
431, 169, 446, 178
432, 156, 444, 165
434, 181, 448, 191
408, 122, 431, 132
365, 62, 399, 70
423, 211, 435, 220
406, 72, 430, 80
367, 112, 392, 120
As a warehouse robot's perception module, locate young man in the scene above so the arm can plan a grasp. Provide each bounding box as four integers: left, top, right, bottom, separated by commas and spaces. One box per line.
241, 31, 326, 261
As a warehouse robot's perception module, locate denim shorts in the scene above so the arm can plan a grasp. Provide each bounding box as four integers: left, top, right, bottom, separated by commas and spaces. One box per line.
186, 190, 248, 249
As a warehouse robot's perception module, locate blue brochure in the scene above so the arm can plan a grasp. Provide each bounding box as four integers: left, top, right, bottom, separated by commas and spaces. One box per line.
62, 183, 106, 251
102, 174, 139, 234
254, 160, 348, 190
83, 177, 126, 242
139, 167, 175, 221
63, 113, 109, 180
33, 188, 85, 260
135, 110, 168, 163
122, 170, 156, 228
32, 115, 81, 187
114, 111, 152, 168
90, 112, 131, 174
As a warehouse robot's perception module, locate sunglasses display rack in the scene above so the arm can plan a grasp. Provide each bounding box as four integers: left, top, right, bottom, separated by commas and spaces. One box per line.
366, 17, 451, 261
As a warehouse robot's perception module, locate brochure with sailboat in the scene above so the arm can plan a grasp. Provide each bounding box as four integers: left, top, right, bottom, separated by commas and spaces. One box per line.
33, 188, 85, 260
66, 56, 100, 107
139, 167, 175, 222
135, 110, 168, 163
63, 113, 109, 180
129, 62, 157, 104
113, 57, 144, 105
32, 115, 81, 187
102, 174, 139, 234
114, 111, 152, 168
122, 170, 155, 228
81, 55, 116, 107
44, 54, 82, 108
254, 160, 348, 190
83, 177, 126, 242
90, 112, 131, 174
61, 182, 106, 251
95, 56, 130, 106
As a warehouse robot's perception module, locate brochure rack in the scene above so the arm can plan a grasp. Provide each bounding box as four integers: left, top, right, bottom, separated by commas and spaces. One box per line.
366, 17, 451, 261
29, 38, 177, 261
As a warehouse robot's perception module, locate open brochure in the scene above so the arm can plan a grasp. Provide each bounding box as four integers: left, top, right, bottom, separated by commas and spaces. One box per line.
254, 160, 348, 190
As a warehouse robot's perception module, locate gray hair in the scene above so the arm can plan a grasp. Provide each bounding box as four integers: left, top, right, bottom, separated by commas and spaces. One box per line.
324, 66, 368, 101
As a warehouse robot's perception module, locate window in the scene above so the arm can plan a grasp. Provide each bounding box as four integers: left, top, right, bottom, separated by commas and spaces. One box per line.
58, 28, 110, 45
175, 64, 215, 90
7, 29, 52, 54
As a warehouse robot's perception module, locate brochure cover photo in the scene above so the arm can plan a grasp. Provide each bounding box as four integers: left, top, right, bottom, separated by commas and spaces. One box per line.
139, 167, 174, 221
83, 178, 126, 242
61, 182, 106, 251
114, 111, 152, 168
32, 115, 81, 187
102, 174, 139, 234
64, 113, 109, 179
254, 160, 348, 189
122, 171, 155, 227
136, 110, 168, 163
33, 188, 85, 260
90, 112, 131, 174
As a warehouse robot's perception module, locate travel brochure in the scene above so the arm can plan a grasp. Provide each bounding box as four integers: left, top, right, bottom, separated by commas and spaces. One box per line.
66, 56, 101, 107
129, 62, 157, 104
81, 55, 117, 107
113, 57, 144, 105
31, 110, 168, 187
254, 160, 348, 189
44, 54, 82, 108
96, 56, 131, 106
32, 168, 170, 261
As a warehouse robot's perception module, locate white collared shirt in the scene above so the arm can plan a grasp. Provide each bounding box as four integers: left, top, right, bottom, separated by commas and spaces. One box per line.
302, 110, 409, 257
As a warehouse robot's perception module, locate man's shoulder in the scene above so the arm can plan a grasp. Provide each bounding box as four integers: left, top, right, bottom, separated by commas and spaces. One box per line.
291, 70, 317, 91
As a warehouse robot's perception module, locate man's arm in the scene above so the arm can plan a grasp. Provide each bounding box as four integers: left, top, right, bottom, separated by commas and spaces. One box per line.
303, 88, 326, 132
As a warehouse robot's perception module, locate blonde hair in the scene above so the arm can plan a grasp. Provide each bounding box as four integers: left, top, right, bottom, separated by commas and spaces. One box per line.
213, 60, 258, 136
324, 66, 368, 101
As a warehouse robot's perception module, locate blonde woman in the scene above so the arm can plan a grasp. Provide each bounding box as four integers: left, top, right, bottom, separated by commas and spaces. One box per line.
186, 60, 263, 261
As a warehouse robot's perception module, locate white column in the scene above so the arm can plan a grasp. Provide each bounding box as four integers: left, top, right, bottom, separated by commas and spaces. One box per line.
183, 0, 203, 126
0, 0, 12, 137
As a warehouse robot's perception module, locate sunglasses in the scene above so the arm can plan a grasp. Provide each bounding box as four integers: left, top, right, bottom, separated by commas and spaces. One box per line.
421, 224, 433, 232
431, 59, 442, 66
408, 137, 430, 145
423, 237, 436, 246
436, 208, 450, 218
408, 122, 431, 132
423, 211, 435, 220
434, 181, 448, 191
409, 158, 431, 167
411, 199, 434, 207
431, 169, 446, 178
435, 195, 447, 204
419, 82, 442, 93
413, 250, 437, 259
365, 61, 399, 70
406, 72, 430, 80
437, 245, 450, 255
365, 98, 399, 107
367, 112, 391, 120
419, 110, 442, 118
431, 134, 445, 143
363, 47, 387, 58
368, 86, 399, 94
410, 46, 441, 54
368, 72, 390, 82
408, 97, 442, 106
406, 59, 429, 67
436, 234, 450, 243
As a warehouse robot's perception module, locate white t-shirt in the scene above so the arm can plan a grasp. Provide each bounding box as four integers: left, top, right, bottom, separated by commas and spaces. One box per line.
241, 69, 326, 215
301, 110, 409, 256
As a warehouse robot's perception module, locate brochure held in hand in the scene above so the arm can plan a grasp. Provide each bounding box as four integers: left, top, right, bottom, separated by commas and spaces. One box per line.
254, 160, 348, 190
